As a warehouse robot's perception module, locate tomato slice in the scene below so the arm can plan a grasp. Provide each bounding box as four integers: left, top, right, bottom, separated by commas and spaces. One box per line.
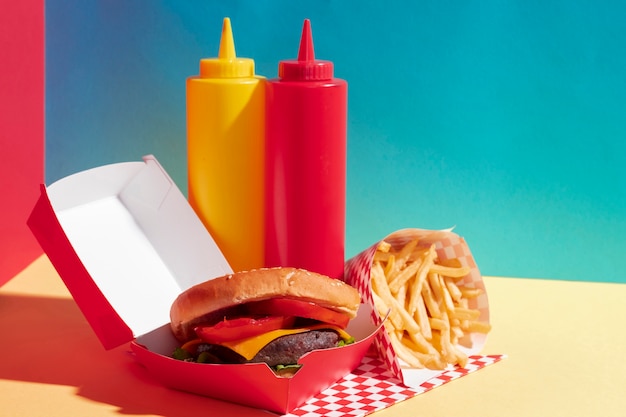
247, 298, 350, 329
195, 316, 295, 344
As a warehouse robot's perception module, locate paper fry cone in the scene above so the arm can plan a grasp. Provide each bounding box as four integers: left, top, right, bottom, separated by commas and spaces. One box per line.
344, 228, 490, 383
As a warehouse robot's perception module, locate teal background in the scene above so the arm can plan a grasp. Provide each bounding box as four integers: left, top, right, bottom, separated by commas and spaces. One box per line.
46, 1, 626, 282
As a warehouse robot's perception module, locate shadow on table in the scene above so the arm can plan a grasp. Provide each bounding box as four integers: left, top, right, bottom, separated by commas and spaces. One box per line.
0, 293, 273, 417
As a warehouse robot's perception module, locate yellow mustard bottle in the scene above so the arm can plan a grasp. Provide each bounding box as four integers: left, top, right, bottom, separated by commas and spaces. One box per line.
187, 17, 265, 272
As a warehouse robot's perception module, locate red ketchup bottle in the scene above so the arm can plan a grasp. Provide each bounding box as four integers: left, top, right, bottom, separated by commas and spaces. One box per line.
265, 19, 347, 279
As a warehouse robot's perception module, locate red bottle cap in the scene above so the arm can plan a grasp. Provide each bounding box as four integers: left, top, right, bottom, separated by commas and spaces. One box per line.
278, 19, 334, 81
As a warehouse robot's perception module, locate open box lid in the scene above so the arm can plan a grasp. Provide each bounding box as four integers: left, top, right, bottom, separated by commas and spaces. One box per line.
28, 155, 233, 349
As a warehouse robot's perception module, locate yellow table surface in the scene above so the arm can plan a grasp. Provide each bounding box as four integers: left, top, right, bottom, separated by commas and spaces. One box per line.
2, 255, 625, 417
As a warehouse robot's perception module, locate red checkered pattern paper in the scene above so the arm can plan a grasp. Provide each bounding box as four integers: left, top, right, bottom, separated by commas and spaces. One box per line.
285, 354, 506, 417
343, 228, 491, 383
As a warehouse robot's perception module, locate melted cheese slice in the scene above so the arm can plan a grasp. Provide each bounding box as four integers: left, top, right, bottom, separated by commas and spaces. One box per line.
220, 324, 352, 360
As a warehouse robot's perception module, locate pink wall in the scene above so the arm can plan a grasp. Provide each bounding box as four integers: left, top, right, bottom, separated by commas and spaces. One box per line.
0, 0, 45, 285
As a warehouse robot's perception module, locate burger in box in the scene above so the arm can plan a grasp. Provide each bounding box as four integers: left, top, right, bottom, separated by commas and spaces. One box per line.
168, 267, 362, 377
27, 156, 381, 414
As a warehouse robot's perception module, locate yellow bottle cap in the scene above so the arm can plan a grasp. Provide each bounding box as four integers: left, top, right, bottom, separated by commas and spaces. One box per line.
200, 18, 255, 79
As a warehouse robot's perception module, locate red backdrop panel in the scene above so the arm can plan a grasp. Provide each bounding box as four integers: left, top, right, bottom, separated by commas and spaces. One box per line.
0, 0, 45, 285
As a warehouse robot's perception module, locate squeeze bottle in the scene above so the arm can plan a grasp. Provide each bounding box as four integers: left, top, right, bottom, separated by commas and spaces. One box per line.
187, 18, 265, 272
265, 19, 347, 279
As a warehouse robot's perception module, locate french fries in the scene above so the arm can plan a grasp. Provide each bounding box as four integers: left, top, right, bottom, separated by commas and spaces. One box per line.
371, 238, 491, 370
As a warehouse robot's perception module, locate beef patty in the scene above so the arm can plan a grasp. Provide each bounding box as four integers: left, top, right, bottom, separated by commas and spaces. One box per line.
251, 329, 340, 367
197, 330, 341, 367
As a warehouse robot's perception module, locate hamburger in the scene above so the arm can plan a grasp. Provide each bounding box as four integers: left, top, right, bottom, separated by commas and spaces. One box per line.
169, 267, 361, 376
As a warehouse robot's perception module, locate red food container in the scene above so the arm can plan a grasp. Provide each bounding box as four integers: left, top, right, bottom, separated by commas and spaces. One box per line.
27, 155, 380, 414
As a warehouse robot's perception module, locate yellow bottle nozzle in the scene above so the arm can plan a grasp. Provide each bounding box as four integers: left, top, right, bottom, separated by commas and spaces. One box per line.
218, 17, 236, 60
200, 17, 255, 79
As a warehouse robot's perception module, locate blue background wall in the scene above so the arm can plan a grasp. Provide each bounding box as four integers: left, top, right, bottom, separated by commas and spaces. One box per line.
45, 1, 626, 282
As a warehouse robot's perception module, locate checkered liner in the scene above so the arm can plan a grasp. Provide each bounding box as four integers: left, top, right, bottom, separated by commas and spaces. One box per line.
343, 228, 491, 383
285, 353, 505, 417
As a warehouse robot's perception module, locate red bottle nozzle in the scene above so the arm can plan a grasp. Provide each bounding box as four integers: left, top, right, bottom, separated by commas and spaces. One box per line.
279, 19, 334, 81
297, 19, 315, 62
